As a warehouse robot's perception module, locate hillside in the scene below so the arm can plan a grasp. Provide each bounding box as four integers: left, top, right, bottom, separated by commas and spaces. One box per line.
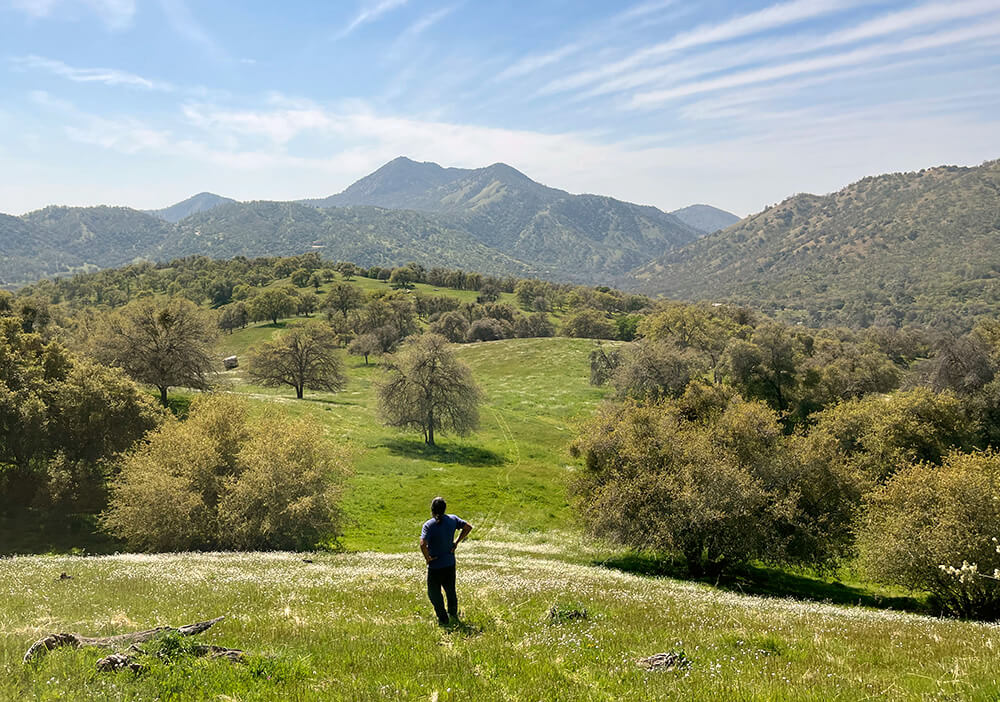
2, 158, 704, 288
630, 160, 1000, 328
164, 201, 539, 278
5, 546, 998, 700
0, 213, 87, 287
4, 328, 999, 699
669, 204, 740, 233
305, 157, 704, 280
14, 206, 176, 279
147, 192, 236, 222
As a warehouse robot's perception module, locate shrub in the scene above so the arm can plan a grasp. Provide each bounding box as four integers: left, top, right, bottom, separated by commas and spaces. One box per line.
807, 388, 975, 483
102, 395, 348, 551
430, 311, 470, 343
610, 341, 708, 402
466, 318, 511, 342
561, 309, 616, 340
513, 312, 555, 339
857, 450, 1000, 619
218, 412, 346, 550
570, 397, 856, 575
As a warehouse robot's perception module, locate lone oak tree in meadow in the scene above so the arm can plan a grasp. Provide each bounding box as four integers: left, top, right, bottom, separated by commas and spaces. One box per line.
94, 298, 217, 406
376, 333, 483, 446
247, 321, 346, 399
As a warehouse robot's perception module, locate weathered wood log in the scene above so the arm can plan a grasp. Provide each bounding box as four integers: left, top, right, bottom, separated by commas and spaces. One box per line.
95, 642, 244, 673
637, 651, 692, 671
23, 616, 226, 664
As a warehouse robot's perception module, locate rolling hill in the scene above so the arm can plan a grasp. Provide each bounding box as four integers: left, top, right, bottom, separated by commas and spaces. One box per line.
147, 192, 237, 223
2, 158, 708, 287
630, 159, 1000, 328
669, 204, 741, 233
303, 157, 705, 280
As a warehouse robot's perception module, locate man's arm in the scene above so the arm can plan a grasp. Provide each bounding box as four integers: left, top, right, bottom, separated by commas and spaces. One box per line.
451, 522, 473, 552
420, 538, 436, 564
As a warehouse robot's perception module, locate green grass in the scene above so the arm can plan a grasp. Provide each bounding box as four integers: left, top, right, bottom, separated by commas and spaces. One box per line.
6, 327, 999, 699
215, 331, 608, 552
4, 547, 1000, 701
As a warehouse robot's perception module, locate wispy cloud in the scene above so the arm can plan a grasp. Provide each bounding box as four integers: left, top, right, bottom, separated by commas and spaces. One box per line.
494, 0, 683, 83
400, 4, 456, 39
30, 90, 173, 153
540, 0, 864, 96
11, 54, 173, 91
496, 42, 585, 81
6, 0, 136, 29
157, 0, 226, 60
569, 0, 1000, 103
629, 18, 1000, 108
337, 0, 409, 39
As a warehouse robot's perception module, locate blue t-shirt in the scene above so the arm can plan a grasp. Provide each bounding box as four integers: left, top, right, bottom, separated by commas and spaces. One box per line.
421, 514, 467, 569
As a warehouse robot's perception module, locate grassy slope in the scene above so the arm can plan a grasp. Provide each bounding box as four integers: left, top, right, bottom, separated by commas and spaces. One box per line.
4, 548, 999, 701
216, 328, 606, 552
5, 279, 999, 699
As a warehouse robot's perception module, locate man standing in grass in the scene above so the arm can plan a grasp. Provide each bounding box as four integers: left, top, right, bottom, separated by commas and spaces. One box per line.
420, 496, 473, 625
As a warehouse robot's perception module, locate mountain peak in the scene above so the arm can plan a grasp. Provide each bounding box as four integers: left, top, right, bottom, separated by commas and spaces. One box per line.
668, 204, 740, 233
148, 192, 236, 223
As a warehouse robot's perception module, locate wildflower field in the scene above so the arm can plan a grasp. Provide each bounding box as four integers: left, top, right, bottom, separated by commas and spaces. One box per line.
4, 326, 1000, 699
3, 544, 1000, 700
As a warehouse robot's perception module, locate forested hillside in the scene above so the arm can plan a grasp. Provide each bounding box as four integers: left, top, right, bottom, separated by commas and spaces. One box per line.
1, 158, 704, 287
164, 201, 538, 278
631, 160, 1000, 329
304, 157, 704, 279
0, 213, 87, 286
146, 192, 236, 222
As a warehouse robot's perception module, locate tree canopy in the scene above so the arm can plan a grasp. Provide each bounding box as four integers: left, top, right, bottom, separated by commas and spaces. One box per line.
93, 297, 218, 406
376, 333, 483, 446
247, 321, 346, 399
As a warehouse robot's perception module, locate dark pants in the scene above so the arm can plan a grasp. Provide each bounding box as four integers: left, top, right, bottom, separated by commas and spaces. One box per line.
427, 565, 457, 624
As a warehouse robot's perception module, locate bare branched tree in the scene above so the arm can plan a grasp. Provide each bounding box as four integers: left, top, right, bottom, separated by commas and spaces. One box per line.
247, 321, 346, 399
376, 333, 483, 446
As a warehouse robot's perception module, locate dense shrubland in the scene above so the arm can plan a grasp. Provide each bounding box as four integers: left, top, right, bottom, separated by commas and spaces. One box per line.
577, 302, 1000, 616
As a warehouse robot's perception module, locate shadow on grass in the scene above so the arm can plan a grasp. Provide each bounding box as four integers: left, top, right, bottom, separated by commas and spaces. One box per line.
383, 438, 507, 467
0, 511, 122, 557
596, 552, 929, 615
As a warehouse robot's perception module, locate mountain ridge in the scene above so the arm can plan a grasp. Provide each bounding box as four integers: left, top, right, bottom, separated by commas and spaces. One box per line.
147, 192, 237, 223
629, 158, 1000, 327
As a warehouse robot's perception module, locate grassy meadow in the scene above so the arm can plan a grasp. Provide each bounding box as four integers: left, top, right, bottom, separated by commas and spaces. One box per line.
4, 281, 1000, 699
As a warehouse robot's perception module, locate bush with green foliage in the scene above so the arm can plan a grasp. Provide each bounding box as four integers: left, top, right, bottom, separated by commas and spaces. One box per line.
570, 396, 857, 575
857, 450, 1000, 619
561, 308, 617, 340
102, 395, 348, 551
806, 388, 975, 483
610, 341, 708, 402
0, 314, 164, 511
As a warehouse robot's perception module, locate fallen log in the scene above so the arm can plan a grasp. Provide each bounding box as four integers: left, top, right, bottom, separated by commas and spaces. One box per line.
95, 642, 244, 673
23, 616, 227, 665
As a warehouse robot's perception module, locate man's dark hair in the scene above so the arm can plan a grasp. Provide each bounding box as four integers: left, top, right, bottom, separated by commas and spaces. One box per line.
431, 496, 446, 522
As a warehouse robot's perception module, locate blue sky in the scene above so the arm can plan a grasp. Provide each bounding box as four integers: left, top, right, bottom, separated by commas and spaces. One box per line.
1, 0, 999, 216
